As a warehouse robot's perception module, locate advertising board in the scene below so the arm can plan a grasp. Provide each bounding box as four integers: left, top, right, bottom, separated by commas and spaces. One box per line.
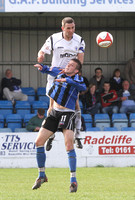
0, 0, 135, 12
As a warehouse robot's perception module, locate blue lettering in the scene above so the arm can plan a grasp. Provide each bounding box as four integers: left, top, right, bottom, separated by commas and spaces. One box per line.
80, 0, 86, 6
42, 0, 48, 3
117, 0, 122, 3
42, 0, 86, 6
5, 135, 10, 142
7, 143, 13, 150
15, 135, 20, 142
1, 143, 6, 150
1, 142, 35, 150
50, 0, 55, 3
97, 0, 103, 4
13, 143, 19, 149
90, 0, 105, 3
27, 142, 34, 149
63, 0, 68, 3
90, 0, 95, 4
9, 0, 16, 4
108, 0, 113, 3
5, 135, 20, 142
32, 0, 37, 3
20, 0, 27, 3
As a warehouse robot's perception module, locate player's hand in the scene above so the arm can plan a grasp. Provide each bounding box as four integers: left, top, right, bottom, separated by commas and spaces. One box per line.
34, 64, 43, 71
55, 78, 66, 82
59, 69, 65, 74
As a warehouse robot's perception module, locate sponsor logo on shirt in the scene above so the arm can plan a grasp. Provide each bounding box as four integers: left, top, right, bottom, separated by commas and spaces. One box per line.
57, 47, 64, 49
60, 53, 77, 58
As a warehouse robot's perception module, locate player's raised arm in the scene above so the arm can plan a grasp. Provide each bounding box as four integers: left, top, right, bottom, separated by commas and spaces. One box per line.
37, 50, 45, 63
77, 52, 84, 64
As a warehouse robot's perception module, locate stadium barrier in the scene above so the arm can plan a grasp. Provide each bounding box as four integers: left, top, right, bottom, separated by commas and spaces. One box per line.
0, 131, 135, 168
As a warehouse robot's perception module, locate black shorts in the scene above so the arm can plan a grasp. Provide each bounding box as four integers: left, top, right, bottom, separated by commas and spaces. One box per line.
42, 109, 76, 133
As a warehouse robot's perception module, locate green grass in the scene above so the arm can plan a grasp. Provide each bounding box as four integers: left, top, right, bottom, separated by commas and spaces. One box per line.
0, 167, 135, 200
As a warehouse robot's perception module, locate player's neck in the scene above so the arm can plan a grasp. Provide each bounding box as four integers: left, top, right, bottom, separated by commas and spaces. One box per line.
63, 32, 72, 41
65, 72, 75, 77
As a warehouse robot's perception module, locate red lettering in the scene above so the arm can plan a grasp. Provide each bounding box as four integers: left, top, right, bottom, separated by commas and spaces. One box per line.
126, 137, 132, 144
84, 136, 92, 144
84, 135, 132, 145
91, 138, 98, 144
105, 138, 111, 144
98, 136, 105, 144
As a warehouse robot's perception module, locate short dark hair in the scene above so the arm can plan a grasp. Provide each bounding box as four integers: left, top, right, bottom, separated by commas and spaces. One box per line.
71, 58, 82, 73
95, 67, 102, 73
38, 108, 45, 116
104, 81, 110, 85
113, 68, 120, 77
62, 17, 75, 27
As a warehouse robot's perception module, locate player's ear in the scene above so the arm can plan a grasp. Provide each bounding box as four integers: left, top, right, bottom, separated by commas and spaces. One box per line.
61, 26, 64, 31
75, 69, 79, 74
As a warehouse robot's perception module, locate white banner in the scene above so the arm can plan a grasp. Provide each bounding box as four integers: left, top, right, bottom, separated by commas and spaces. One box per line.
0, 132, 37, 158
82, 131, 135, 157
1, 131, 135, 168
0, 0, 135, 12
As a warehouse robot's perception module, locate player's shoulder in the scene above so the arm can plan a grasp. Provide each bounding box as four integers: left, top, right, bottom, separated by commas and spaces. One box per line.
52, 32, 63, 41
74, 74, 84, 82
73, 33, 84, 43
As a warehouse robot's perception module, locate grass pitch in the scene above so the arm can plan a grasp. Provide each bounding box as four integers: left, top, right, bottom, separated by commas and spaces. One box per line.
0, 167, 135, 200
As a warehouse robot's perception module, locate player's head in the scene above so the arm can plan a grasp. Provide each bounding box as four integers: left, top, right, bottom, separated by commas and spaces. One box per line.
65, 59, 82, 76
61, 17, 75, 40
62, 17, 75, 27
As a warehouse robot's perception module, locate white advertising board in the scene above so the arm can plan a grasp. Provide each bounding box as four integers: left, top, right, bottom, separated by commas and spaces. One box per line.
0, 0, 135, 12
1, 131, 135, 168
82, 131, 135, 156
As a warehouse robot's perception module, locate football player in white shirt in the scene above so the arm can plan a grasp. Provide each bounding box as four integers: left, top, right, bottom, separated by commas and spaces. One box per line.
37, 17, 85, 150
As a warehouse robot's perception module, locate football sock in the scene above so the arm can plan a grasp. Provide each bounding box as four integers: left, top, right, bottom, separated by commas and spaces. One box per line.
67, 149, 77, 183
36, 146, 46, 178
75, 110, 81, 130
70, 172, 77, 183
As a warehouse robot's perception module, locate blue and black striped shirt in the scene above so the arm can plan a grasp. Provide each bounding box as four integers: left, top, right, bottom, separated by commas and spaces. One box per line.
40, 65, 86, 110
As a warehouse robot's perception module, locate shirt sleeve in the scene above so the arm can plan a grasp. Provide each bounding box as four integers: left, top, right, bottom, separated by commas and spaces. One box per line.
40, 64, 61, 77
78, 38, 85, 53
66, 75, 86, 92
40, 36, 52, 55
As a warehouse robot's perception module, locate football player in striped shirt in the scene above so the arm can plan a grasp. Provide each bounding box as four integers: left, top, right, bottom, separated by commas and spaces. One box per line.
32, 59, 86, 192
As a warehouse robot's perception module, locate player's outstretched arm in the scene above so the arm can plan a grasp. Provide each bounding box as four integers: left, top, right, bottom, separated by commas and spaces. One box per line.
34, 64, 62, 77
55, 78, 66, 82
34, 64, 43, 71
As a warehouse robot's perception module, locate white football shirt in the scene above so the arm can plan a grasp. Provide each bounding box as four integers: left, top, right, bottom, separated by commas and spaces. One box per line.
40, 31, 85, 93
41, 32, 85, 69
